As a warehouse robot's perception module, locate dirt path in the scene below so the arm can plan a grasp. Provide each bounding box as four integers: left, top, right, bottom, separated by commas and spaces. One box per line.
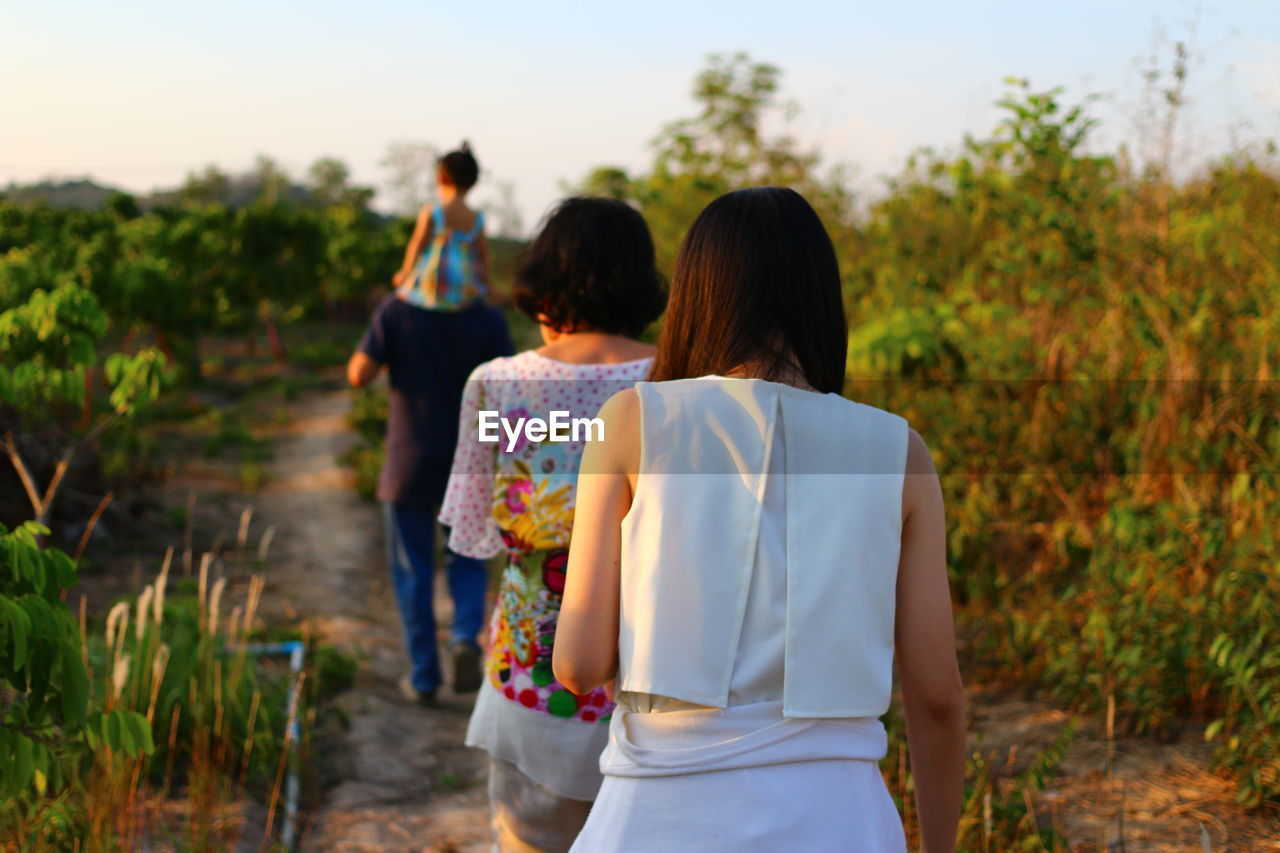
251, 387, 490, 852
969, 692, 1280, 852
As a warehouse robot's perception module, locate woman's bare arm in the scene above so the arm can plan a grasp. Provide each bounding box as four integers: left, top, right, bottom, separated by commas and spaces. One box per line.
553, 389, 639, 694
895, 428, 965, 853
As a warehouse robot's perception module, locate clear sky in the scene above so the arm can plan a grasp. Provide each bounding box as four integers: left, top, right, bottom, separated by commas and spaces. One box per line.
3, 0, 1277, 232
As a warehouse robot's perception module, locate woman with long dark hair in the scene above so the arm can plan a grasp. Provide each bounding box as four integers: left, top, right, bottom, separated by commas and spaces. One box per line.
554, 187, 965, 851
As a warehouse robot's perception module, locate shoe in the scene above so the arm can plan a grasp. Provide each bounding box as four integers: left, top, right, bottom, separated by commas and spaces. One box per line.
398, 675, 437, 707
451, 641, 483, 694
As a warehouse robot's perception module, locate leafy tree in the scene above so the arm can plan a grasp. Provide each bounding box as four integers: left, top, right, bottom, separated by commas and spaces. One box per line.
105, 193, 140, 222
0, 283, 168, 526
228, 203, 326, 358
0, 522, 152, 836
308, 157, 351, 204
579, 52, 855, 275
379, 141, 439, 215
578, 167, 631, 201
578, 53, 1280, 808
480, 179, 524, 238
307, 157, 375, 209
177, 165, 232, 206
316, 203, 399, 310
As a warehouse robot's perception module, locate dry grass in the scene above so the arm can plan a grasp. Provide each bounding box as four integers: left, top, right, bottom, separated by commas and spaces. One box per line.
68, 529, 299, 853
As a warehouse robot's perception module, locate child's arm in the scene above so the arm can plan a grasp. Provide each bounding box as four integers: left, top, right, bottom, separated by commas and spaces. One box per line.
392, 204, 434, 286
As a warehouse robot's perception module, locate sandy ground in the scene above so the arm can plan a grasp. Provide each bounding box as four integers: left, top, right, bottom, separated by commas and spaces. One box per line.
969, 694, 1280, 851
251, 389, 491, 852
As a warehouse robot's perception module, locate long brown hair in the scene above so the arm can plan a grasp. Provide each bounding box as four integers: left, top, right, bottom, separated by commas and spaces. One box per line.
648, 187, 847, 394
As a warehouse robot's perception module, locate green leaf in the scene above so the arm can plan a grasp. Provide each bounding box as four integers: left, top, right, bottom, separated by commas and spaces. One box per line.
26, 639, 53, 707
18, 522, 49, 542
1, 596, 32, 668
44, 549, 77, 589
116, 712, 137, 755
31, 740, 47, 774
12, 733, 33, 792
13, 543, 36, 585
59, 641, 89, 726
18, 594, 56, 638
104, 710, 124, 752
123, 711, 156, 756
84, 712, 102, 751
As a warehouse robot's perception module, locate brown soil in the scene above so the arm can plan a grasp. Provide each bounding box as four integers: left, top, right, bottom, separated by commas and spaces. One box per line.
247, 388, 491, 852
969, 691, 1280, 851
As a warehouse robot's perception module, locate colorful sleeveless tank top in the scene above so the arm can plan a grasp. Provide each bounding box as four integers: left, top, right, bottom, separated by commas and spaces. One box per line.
397, 205, 487, 311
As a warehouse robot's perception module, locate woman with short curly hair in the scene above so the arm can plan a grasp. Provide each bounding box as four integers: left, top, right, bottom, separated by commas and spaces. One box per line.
440, 197, 666, 852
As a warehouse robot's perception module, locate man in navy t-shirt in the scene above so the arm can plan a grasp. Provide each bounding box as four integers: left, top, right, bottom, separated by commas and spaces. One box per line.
347, 294, 513, 705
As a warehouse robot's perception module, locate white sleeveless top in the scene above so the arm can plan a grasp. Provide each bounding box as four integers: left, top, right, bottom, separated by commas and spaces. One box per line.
616, 377, 909, 719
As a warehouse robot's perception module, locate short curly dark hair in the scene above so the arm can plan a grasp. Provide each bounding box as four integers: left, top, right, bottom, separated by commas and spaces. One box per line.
513, 198, 666, 338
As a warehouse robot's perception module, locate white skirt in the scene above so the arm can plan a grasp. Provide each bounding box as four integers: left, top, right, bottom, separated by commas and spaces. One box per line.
466, 680, 609, 801
570, 701, 906, 852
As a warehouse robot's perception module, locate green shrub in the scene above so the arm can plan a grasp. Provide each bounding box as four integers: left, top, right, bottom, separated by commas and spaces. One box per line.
588, 55, 1280, 808
0, 523, 152, 845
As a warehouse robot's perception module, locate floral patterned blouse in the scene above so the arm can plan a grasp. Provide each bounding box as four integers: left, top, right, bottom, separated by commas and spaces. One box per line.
440, 351, 652, 726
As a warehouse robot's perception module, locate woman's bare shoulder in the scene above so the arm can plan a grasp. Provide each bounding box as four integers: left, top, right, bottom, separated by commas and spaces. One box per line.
580, 388, 641, 476
599, 386, 640, 418
902, 428, 942, 525
905, 428, 936, 476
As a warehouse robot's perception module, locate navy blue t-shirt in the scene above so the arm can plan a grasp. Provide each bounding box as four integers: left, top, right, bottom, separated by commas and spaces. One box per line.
358, 296, 513, 508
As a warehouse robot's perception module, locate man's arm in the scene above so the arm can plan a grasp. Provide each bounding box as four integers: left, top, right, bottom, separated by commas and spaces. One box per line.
347, 351, 381, 388
351, 298, 390, 388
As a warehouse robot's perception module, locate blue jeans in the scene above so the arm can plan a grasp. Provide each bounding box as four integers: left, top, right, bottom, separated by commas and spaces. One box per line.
383, 502, 488, 693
